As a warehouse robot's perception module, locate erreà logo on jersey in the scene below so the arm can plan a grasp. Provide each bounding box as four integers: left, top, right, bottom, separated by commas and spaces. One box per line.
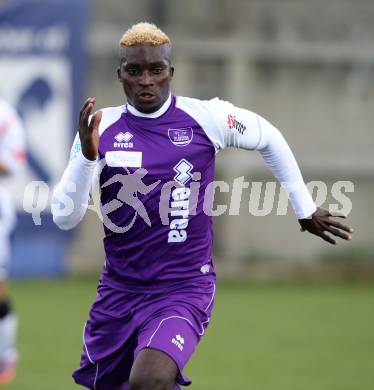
168, 159, 193, 244
227, 114, 246, 135
113, 131, 134, 148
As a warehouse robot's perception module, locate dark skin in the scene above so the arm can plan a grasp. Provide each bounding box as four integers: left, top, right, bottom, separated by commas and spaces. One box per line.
78, 44, 173, 161
77, 43, 353, 389
128, 349, 178, 390
299, 207, 353, 245
117, 44, 174, 113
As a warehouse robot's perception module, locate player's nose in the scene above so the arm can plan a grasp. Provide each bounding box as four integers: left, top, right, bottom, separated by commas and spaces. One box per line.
138, 70, 154, 86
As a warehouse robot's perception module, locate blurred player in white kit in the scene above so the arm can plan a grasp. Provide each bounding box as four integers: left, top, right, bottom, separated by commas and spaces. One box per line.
0, 98, 26, 384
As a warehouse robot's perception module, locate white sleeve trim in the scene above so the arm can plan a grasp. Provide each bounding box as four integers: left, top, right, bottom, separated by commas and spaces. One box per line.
97, 106, 124, 136
51, 151, 96, 230
255, 117, 316, 219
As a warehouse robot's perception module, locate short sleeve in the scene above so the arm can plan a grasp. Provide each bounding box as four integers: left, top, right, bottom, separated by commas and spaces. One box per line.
203, 98, 264, 151
175, 96, 264, 153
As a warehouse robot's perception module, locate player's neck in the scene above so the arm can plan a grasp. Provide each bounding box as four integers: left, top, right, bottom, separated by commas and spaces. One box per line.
126, 94, 172, 118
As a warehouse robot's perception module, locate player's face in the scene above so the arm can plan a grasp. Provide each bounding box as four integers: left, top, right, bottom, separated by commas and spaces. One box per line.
117, 44, 174, 113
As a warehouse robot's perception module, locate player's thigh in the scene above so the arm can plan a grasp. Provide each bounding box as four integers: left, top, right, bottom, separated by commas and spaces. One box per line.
134, 313, 204, 388
129, 348, 178, 390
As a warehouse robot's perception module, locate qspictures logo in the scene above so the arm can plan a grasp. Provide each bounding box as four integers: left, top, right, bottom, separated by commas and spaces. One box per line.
227, 114, 247, 135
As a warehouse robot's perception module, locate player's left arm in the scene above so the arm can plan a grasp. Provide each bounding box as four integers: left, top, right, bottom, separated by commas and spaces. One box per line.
204, 98, 353, 244
254, 122, 353, 244
298, 207, 352, 245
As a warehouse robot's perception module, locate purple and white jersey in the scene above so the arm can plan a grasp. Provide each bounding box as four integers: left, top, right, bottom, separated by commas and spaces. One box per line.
97, 95, 217, 287
57, 94, 316, 290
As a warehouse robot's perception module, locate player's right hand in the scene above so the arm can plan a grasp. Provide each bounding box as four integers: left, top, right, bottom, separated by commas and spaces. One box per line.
78, 97, 102, 161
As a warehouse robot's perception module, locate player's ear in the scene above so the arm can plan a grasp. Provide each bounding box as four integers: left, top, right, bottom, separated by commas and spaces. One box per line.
169, 66, 174, 79
117, 67, 121, 81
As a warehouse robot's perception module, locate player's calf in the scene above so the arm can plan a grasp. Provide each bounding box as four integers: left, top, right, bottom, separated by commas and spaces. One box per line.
129, 348, 178, 390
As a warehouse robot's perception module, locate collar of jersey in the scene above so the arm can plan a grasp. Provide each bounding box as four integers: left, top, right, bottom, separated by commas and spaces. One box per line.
126, 94, 172, 118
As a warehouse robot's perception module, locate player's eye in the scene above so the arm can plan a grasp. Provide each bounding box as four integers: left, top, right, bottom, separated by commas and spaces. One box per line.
152, 68, 164, 75
126, 68, 139, 76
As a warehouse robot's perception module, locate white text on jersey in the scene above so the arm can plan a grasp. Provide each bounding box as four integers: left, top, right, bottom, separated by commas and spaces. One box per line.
168, 187, 191, 243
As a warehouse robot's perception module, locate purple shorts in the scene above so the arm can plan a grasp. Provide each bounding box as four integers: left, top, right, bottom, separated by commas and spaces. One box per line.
73, 278, 216, 389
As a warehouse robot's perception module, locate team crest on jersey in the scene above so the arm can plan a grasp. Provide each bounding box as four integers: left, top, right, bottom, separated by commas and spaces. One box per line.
168, 127, 193, 147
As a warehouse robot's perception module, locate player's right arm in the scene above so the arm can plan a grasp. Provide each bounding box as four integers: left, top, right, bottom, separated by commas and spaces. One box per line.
51, 98, 102, 230
78, 97, 101, 161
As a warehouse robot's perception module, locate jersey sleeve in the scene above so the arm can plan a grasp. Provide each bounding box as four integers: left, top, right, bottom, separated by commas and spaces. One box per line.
200, 97, 264, 151
51, 131, 97, 230
194, 97, 317, 219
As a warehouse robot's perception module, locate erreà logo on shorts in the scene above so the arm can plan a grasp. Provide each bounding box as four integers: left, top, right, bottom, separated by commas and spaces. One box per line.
113, 131, 134, 148
171, 334, 184, 351
227, 114, 246, 135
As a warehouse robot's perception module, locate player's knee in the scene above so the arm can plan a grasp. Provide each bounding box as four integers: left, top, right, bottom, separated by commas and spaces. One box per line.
129, 369, 174, 390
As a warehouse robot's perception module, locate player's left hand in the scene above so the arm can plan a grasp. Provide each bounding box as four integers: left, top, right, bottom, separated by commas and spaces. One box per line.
298, 207, 353, 245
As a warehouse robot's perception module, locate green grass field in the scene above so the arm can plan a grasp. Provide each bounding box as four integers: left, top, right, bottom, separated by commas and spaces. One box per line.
5, 277, 374, 390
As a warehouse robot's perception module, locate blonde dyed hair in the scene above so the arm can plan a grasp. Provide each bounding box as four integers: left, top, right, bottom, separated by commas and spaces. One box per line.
119, 22, 171, 47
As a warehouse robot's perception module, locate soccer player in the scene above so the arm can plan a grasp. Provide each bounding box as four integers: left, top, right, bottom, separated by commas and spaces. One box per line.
51, 23, 353, 390
0, 99, 26, 385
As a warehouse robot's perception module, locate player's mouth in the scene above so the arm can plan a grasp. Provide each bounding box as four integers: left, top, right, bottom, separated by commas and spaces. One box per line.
138, 91, 156, 103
